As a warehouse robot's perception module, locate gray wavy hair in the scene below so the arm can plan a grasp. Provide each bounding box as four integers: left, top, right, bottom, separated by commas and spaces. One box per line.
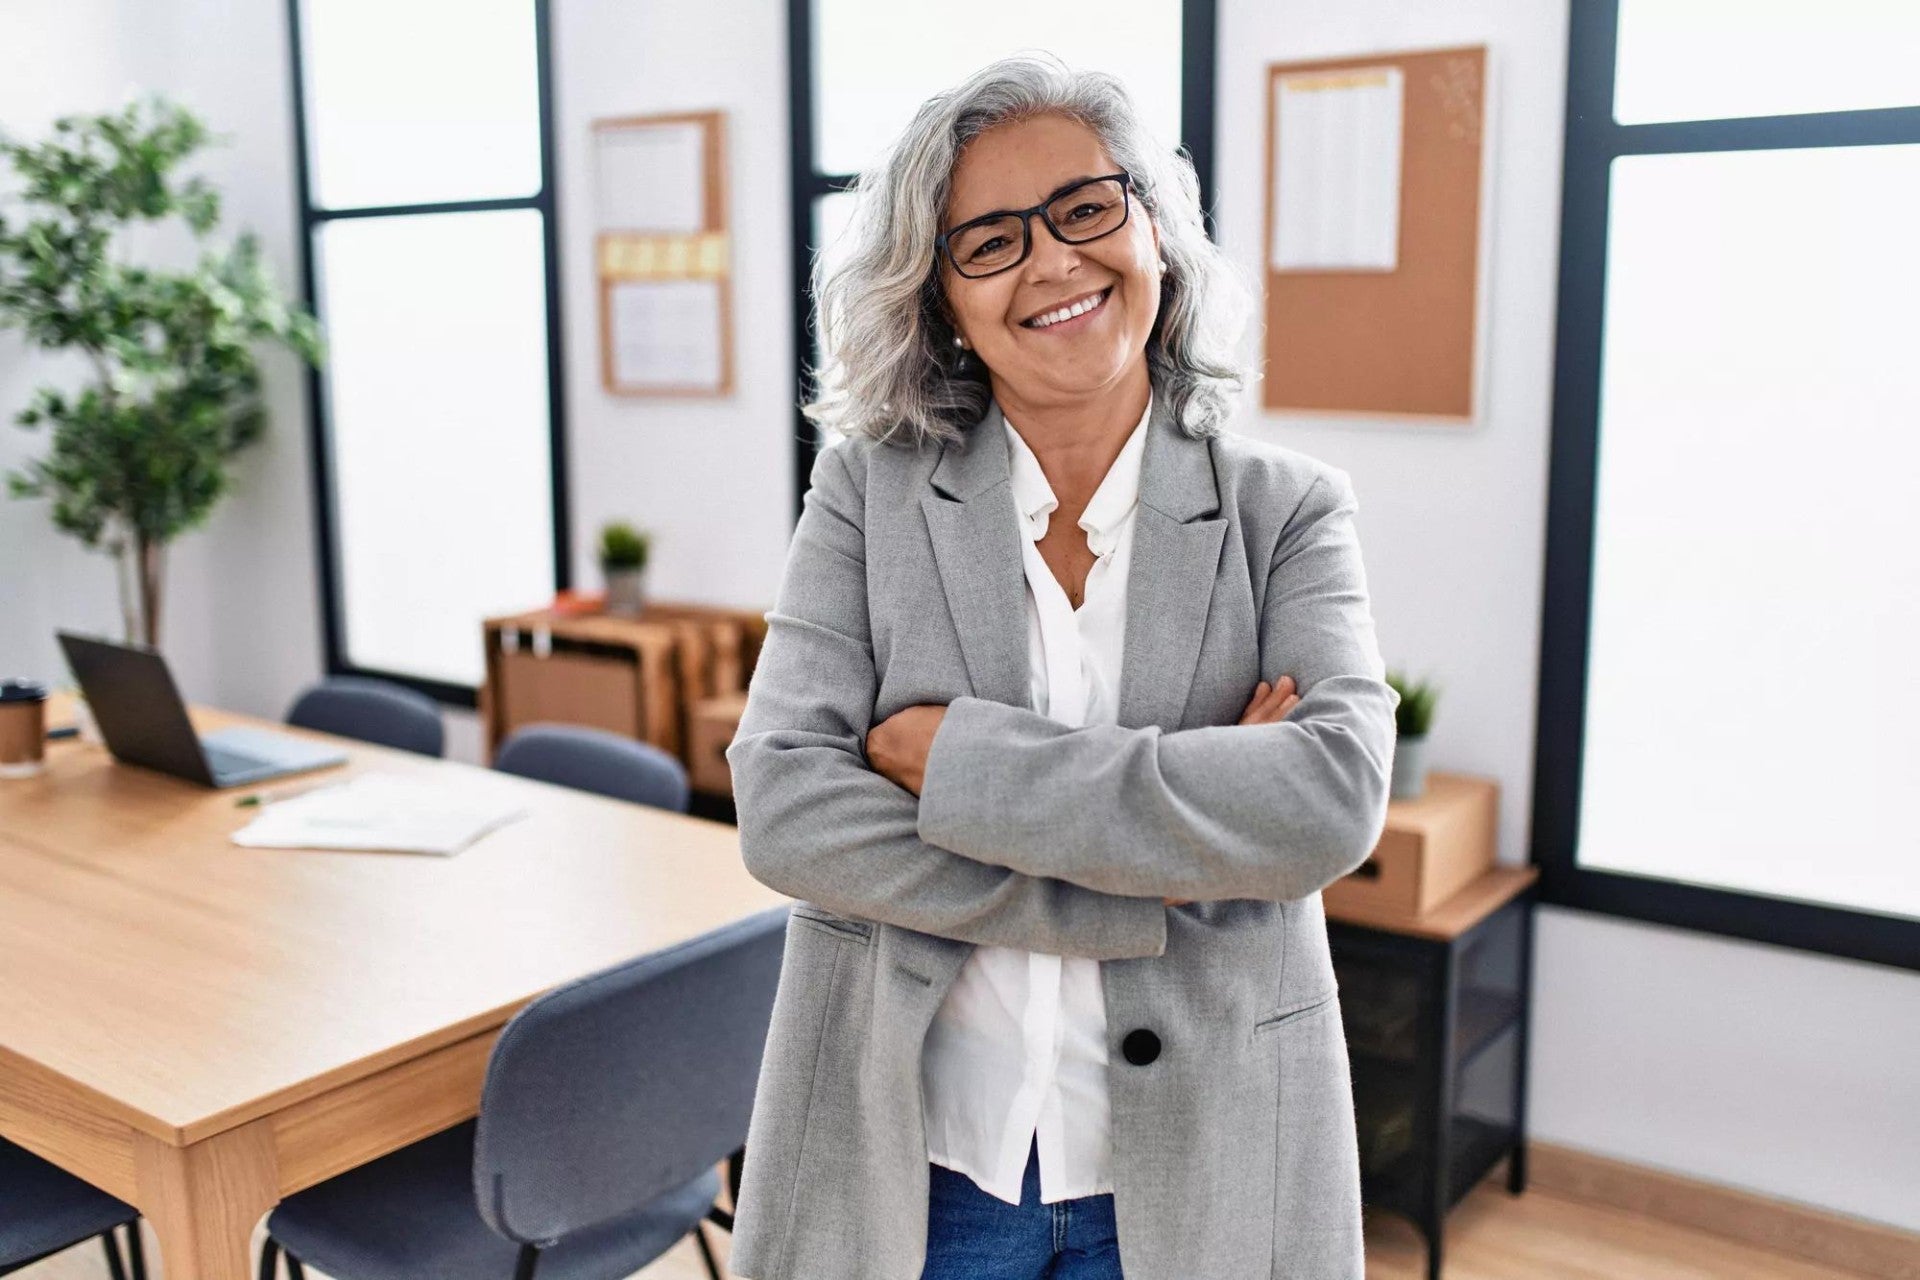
801, 52, 1256, 449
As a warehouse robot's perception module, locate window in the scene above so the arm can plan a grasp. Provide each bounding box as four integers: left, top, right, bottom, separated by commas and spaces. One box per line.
287, 0, 570, 703
787, 0, 1219, 509
1539, 0, 1920, 970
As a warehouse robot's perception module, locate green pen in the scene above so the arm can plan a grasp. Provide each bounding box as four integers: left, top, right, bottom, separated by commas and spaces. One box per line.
235, 778, 341, 808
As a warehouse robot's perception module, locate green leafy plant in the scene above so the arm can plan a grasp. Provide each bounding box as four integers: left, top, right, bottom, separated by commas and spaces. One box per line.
598, 521, 650, 571
0, 93, 324, 648
1385, 667, 1440, 738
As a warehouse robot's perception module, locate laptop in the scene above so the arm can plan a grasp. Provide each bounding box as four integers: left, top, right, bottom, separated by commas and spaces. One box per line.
56, 631, 349, 788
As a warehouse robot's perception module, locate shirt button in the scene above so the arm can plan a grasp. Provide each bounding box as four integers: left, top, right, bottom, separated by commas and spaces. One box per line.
1121, 1028, 1161, 1066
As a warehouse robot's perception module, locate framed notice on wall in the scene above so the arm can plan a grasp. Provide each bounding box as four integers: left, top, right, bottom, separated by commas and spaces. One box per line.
1262, 46, 1491, 421
592, 110, 734, 397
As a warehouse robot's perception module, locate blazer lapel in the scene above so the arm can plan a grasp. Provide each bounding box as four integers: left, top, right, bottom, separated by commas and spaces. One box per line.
921, 391, 1227, 731
922, 400, 1030, 707
1119, 395, 1227, 731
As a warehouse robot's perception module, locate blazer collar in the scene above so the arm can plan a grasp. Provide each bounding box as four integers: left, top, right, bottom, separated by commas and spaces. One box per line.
921, 388, 1228, 731
1003, 394, 1152, 554
929, 390, 1220, 523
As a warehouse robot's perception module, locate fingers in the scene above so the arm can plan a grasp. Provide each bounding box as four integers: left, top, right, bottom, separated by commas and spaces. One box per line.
1238, 675, 1301, 725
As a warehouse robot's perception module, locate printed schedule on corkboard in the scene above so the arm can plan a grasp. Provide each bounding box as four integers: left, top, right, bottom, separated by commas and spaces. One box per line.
1262, 46, 1489, 420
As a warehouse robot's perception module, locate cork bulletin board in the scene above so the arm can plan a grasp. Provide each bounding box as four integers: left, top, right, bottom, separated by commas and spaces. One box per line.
592, 109, 735, 397
1262, 46, 1490, 421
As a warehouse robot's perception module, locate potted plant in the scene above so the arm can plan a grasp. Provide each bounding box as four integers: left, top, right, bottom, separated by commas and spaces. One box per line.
1385, 667, 1440, 800
0, 94, 324, 649
599, 520, 651, 616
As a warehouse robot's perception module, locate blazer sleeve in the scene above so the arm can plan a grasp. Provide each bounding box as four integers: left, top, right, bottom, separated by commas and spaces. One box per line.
724, 440, 1169, 962
915, 466, 1399, 904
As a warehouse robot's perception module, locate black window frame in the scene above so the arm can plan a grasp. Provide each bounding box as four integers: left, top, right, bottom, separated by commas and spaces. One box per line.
284, 0, 572, 710
786, 0, 1220, 515
1537, 0, 1920, 971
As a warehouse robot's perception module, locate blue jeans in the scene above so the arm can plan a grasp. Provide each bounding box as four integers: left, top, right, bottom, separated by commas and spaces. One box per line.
920, 1135, 1124, 1280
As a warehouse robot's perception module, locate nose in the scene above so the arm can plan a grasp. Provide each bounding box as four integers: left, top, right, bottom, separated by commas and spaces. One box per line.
1021, 213, 1085, 281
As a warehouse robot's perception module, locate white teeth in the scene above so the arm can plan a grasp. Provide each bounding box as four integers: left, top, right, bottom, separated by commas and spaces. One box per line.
1027, 289, 1107, 329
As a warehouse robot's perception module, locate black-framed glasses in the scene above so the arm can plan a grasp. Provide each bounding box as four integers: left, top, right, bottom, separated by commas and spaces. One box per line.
935, 171, 1133, 279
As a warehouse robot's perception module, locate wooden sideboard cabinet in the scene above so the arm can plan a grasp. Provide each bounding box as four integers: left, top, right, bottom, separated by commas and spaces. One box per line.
479, 604, 765, 799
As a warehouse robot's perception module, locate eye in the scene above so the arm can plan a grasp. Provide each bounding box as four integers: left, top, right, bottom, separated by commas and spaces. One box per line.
968, 236, 1009, 260
1065, 201, 1104, 222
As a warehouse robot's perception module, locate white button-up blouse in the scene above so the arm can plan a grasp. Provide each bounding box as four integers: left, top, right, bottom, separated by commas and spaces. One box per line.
919, 393, 1152, 1207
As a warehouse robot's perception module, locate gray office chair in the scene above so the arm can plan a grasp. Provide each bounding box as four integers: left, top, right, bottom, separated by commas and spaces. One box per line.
493, 723, 690, 813
285, 676, 445, 757
0, 1138, 147, 1279
258, 905, 788, 1280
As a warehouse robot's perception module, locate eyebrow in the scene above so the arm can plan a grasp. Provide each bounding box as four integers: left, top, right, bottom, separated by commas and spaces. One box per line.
951, 173, 1104, 228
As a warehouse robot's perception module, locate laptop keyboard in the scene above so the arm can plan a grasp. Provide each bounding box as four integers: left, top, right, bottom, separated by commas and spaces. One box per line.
205, 745, 270, 774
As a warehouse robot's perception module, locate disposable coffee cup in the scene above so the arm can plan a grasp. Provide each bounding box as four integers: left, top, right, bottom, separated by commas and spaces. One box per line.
0, 678, 49, 778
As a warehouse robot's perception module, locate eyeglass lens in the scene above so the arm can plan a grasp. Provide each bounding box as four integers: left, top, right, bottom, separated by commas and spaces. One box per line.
947, 177, 1128, 277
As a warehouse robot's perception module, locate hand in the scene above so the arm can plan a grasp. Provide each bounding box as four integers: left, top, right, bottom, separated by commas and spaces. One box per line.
1163, 675, 1302, 906
1236, 675, 1301, 726
865, 704, 947, 796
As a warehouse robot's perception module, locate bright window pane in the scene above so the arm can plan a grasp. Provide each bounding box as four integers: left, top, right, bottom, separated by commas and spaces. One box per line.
814, 8, 1184, 175
1615, 0, 1920, 124
316, 210, 555, 686
1580, 145, 1920, 920
301, 0, 542, 208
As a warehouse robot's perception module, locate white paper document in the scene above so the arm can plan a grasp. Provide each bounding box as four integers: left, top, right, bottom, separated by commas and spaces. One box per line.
231, 771, 527, 857
595, 120, 707, 233
609, 278, 725, 389
1270, 66, 1405, 272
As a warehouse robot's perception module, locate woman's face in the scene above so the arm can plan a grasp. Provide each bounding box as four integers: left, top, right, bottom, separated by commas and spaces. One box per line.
938, 112, 1162, 407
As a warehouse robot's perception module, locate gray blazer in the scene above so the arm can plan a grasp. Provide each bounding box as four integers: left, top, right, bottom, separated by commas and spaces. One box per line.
724, 388, 1399, 1280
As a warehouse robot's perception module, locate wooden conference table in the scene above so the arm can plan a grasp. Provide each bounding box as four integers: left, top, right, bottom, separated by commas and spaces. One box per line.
0, 704, 788, 1279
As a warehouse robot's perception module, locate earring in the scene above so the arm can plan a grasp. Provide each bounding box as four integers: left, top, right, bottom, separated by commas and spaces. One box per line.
952, 334, 967, 350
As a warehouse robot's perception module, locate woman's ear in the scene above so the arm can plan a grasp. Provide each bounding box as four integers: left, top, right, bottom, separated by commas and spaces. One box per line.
935, 294, 966, 347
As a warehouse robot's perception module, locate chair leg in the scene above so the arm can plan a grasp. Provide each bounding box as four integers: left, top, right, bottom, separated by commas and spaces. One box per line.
259, 1236, 280, 1280
513, 1243, 540, 1280
286, 1251, 306, 1280
692, 1221, 724, 1280
100, 1230, 128, 1280
126, 1222, 148, 1280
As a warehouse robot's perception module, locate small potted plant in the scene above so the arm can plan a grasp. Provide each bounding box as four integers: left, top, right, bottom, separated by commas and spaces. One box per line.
599, 521, 651, 616
1385, 667, 1440, 800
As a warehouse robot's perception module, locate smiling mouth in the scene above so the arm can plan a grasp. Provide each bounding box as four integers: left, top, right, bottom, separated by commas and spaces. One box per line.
1021, 286, 1113, 330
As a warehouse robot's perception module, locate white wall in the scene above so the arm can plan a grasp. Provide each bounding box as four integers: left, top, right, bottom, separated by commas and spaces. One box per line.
1, 1, 164, 690
550, 1, 797, 616
4, 0, 1915, 1235
1214, 0, 1920, 1234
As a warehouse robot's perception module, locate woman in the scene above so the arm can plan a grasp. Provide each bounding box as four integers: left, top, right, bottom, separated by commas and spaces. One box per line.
725, 54, 1398, 1280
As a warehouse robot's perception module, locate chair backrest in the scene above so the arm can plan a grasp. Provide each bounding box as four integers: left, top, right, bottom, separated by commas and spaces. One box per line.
471, 905, 788, 1246
285, 676, 444, 757
492, 723, 690, 812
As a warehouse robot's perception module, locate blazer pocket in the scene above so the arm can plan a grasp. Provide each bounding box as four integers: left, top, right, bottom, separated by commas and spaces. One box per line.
789, 904, 875, 946
1251, 989, 1337, 1036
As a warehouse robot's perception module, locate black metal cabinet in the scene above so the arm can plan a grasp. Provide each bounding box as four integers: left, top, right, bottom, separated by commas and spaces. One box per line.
1327, 875, 1537, 1280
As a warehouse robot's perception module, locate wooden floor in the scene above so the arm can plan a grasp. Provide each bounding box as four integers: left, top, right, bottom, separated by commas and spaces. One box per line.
19, 1161, 1877, 1280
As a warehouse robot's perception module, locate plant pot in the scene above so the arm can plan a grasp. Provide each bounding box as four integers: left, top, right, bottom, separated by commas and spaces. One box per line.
1389, 731, 1429, 800
603, 565, 648, 617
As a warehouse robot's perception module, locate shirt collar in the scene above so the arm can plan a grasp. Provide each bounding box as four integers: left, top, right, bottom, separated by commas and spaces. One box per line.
1002, 393, 1152, 555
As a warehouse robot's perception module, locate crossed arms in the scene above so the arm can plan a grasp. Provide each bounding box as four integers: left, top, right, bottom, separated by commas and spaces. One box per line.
725, 440, 1398, 961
